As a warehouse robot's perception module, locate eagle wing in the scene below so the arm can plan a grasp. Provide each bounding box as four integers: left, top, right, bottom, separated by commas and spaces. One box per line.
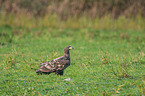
39, 56, 70, 73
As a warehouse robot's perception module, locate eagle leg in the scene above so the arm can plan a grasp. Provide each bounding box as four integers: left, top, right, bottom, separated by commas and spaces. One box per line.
55, 70, 64, 75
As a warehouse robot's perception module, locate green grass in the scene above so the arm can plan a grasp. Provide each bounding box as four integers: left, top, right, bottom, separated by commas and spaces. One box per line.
0, 13, 145, 30
0, 27, 145, 95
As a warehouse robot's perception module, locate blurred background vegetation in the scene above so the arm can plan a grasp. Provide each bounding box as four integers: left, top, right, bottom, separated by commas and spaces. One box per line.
0, 0, 145, 29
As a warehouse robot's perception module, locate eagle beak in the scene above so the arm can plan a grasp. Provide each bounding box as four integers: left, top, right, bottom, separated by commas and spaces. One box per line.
69, 47, 74, 49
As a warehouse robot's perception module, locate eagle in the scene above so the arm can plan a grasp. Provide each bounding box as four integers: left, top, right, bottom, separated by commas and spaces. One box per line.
36, 46, 74, 75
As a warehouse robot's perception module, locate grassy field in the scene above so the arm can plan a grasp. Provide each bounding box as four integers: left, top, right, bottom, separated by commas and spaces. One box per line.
0, 26, 145, 95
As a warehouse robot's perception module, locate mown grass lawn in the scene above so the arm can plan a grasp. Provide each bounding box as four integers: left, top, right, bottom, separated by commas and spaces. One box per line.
0, 27, 145, 95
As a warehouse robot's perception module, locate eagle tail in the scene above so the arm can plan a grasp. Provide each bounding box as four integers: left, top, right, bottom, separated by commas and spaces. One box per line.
36, 69, 51, 75
36, 69, 42, 75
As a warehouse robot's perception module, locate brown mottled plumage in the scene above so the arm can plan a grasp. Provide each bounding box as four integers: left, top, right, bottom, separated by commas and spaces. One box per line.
36, 46, 74, 75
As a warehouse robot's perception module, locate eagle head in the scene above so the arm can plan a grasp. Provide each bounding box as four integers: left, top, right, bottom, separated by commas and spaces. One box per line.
63, 46, 74, 54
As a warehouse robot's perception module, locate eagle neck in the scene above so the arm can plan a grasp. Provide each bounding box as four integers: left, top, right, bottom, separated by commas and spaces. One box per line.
63, 49, 70, 58
63, 53, 70, 58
